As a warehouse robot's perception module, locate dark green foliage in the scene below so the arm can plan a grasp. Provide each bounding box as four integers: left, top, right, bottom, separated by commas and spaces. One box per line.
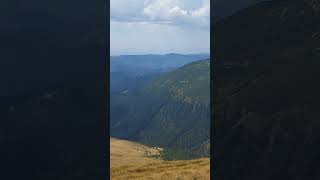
160, 148, 197, 161
145, 60, 210, 104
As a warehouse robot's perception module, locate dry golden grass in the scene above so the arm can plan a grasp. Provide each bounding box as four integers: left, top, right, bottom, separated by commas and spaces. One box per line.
110, 138, 163, 168
110, 138, 210, 180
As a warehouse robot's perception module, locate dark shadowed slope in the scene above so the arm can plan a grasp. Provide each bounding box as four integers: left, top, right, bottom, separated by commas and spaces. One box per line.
0, 0, 107, 179
213, 0, 320, 179
212, 0, 267, 21
0, 0, 106, 100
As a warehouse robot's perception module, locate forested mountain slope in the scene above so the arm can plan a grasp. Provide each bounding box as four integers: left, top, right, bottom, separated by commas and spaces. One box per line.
111, 60, 210, 158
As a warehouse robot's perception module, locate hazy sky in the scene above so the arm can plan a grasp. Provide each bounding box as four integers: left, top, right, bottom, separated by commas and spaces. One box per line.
110, 0, 210, 55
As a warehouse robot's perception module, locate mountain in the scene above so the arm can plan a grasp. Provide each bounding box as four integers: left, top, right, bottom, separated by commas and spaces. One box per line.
111, 53, 209, 75
110, 53, 209, 93
110, 71, 160, 93
213, 0, 320, 179
110, 60, 210, 159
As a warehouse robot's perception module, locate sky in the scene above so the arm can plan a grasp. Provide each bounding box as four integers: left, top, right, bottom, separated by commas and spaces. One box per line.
110, 0, 210, 55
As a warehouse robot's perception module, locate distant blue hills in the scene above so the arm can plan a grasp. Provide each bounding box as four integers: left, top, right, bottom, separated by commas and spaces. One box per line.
110, 53, 209, 92
110, 53, 210, 76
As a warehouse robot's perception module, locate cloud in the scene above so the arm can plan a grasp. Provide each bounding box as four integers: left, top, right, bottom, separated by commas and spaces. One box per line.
110, 0, 146, 22
110, 21, 210, 55
110, 0, 210, 28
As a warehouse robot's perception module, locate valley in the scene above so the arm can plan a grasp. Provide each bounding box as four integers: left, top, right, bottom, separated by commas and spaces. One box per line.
110, 59, 210, 159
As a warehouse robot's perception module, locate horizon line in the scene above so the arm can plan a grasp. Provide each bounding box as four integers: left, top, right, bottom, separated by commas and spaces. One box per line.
110, 52, 210, 57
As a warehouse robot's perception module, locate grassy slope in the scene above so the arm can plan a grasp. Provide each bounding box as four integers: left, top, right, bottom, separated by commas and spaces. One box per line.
110, 138, 210, 180
110, 138, 163, 168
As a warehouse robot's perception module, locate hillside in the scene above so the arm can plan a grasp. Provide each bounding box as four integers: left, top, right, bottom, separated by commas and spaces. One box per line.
110, 138, 210, 180
110, 138, 163, 168
110, 60, 210, 159
145, 60, 210, 104
213, 0, 320, 179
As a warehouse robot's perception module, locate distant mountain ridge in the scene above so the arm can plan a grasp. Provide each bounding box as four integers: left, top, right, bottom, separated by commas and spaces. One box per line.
111, 53, 209, 74
110, 53, 209, 93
